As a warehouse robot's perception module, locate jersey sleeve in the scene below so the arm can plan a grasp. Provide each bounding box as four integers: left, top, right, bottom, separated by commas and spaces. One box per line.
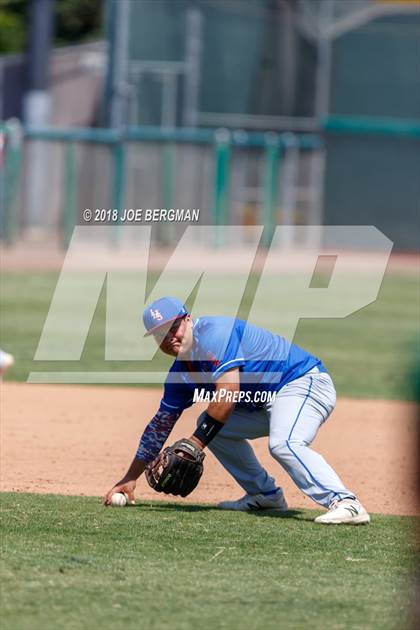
160, 368, 195, 412
198, 320, 246, 382
135, 406, 182, 463
135, 370, 194, 463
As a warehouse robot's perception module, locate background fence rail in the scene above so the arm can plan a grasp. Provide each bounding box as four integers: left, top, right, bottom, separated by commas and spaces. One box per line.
1, 116, 419, 250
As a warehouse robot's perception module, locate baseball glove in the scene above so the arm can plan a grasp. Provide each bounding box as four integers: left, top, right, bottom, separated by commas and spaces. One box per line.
145, 439, 205, 497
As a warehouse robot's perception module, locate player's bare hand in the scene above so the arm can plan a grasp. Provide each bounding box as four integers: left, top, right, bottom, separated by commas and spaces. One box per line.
104, 480, 136, 506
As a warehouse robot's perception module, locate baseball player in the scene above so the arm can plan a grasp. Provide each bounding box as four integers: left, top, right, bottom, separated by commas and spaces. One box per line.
105, 297, 370, 525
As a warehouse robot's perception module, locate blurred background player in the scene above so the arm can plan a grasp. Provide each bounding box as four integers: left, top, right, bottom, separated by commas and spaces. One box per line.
0, 349, 14, 376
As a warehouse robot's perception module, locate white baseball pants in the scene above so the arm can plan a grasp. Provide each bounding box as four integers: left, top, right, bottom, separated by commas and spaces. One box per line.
202, 368, 355, 508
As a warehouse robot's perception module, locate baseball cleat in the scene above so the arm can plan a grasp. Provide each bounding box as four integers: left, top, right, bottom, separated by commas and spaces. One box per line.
217, 488, 288, 512
314, 498, 370, 525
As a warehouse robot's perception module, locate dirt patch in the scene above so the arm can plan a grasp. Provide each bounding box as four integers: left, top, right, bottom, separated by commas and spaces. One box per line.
1, 383, 418, 516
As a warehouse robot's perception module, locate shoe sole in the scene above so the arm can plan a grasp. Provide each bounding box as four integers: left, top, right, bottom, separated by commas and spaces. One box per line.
314, 514, 370, 525
217, 503, 289, 512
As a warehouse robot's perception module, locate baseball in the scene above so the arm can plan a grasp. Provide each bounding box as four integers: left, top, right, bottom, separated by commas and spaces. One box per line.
110, 492, 127, 507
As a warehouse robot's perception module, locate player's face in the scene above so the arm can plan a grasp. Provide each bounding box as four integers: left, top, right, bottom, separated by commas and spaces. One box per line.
153, 315, 193, 357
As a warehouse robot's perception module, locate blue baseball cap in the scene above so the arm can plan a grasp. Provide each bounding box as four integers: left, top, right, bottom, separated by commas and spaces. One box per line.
143, 296, 188, 337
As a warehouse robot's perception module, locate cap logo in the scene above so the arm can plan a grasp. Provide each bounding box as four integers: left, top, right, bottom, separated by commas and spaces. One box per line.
150, 308, 163, 321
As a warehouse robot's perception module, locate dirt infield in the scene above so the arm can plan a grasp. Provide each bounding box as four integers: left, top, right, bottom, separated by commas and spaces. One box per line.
1, 383, 418, 516
1, 242, 419, 274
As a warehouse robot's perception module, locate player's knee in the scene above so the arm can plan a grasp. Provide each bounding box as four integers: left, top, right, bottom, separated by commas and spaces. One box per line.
268, 440, 297, 462
268, 439, 290, 462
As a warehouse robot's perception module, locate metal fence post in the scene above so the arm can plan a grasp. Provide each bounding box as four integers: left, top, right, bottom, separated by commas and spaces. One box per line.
279, 132, 299, 248
63, 142, 76, 248
159, 141, 175, 245
111, 140, 126, 246
213, 129, 230, 248
1, 120, 23, 244
262, 132, 280, 248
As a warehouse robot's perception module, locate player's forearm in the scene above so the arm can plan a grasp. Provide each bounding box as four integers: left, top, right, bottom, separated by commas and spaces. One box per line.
206, 401, 236, 423
208, 367, 240, 422
120, 457, 146, 481
189, 402, 236, 449
190, 370, 239, 448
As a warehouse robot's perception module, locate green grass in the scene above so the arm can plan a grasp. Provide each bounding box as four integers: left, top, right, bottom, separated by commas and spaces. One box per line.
0, 271, 418, 400
0, 493, 417, 630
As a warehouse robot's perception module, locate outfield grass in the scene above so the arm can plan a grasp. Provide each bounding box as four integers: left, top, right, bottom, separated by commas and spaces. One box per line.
0, 271, 418, 399
0, 493, 417, 630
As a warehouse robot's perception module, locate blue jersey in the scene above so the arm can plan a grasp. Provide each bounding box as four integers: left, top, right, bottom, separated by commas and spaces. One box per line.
136, 316, 326, 463
161, 317, 326, 413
